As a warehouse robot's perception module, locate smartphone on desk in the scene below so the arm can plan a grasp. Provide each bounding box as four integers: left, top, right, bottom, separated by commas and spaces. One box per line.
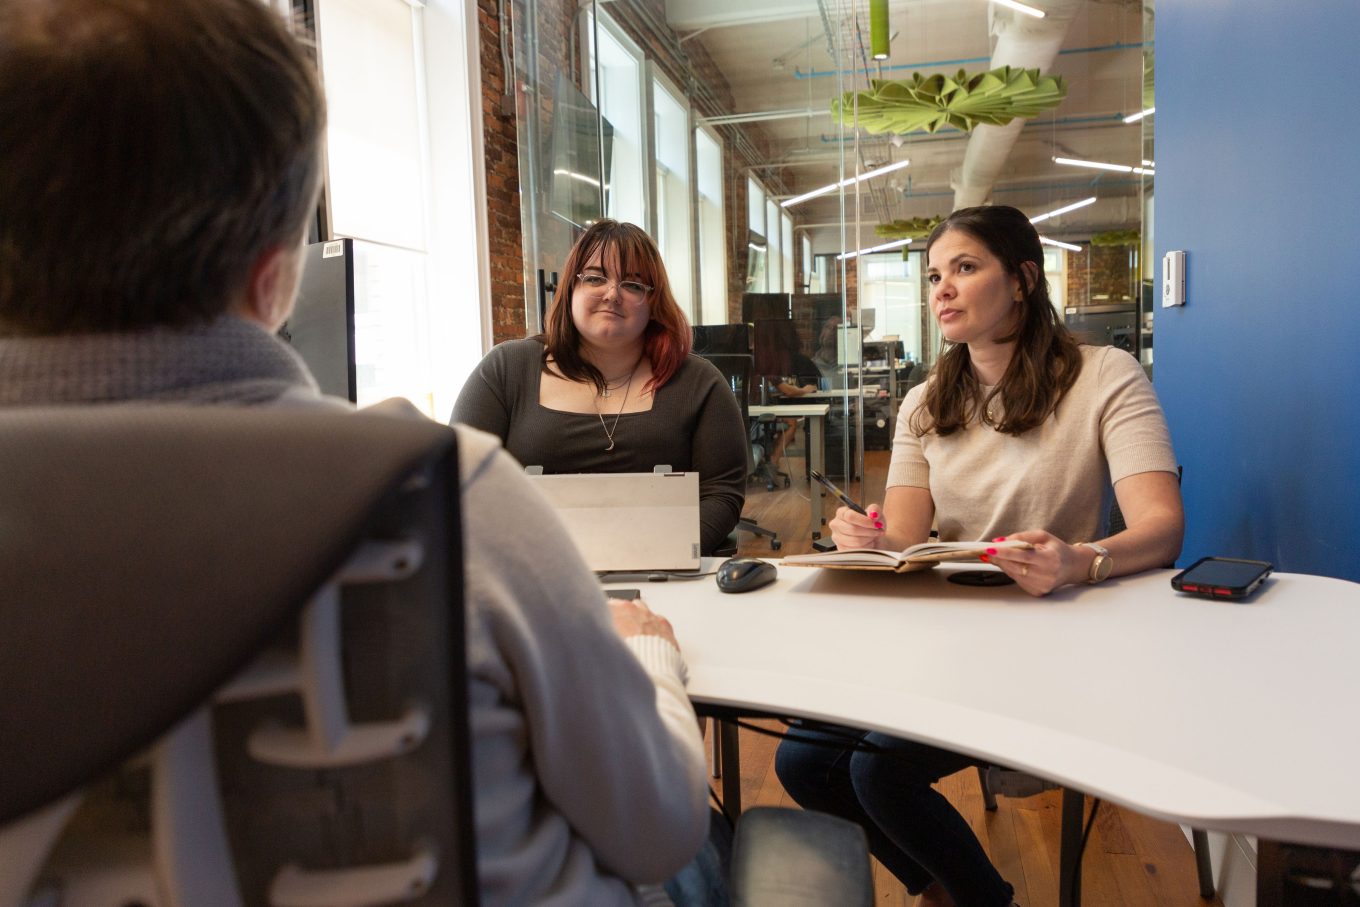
1170, 556, 1273, 600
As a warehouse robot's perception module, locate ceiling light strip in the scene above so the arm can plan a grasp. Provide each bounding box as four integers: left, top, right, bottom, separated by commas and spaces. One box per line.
1029, 196, 1097, 224
1040, 236, 1083, 252
782, 159, 911, 208
837, 238, 913, 261
992, 0, 1046, 19
1122, 106, 1155, 123
1053, 156, 1135, 173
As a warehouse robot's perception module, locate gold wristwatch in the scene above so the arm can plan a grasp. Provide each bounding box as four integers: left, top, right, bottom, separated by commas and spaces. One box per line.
1078, 542, 1113, 584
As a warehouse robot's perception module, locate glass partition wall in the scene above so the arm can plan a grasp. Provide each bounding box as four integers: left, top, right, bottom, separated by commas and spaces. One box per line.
507, 0, 906, 543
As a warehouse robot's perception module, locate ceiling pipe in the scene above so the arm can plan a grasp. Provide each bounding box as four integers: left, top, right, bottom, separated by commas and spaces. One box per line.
791, 40, 1146, 79
952, 0, 1081, 210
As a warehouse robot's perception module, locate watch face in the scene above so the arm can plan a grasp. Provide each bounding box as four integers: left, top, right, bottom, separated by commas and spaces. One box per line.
1092, 555, 1114, 583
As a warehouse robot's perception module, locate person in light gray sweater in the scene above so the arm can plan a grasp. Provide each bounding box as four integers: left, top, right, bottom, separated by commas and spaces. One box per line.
0, 1, 710, 903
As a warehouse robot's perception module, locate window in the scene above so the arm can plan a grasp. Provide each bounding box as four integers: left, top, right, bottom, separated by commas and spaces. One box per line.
589, 12, 646, 229
801, 234, 813, 293
765, 199, 782, 292
695, 127, 727, 324
315, 0, 488, 418
653, 76, 693, 319
859, 251, 924, 362
1044, 247, 1067, 313
747, 178, 767, 293
782, 213, 795, 295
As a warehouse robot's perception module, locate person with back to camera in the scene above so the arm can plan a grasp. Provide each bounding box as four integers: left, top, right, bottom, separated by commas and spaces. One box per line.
774, 204, 1184, 906
452, 220, 747, 555
0, 2, 712, 903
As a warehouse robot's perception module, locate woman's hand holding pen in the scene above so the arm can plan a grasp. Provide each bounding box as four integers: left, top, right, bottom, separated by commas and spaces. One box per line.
828, 503, 886, 550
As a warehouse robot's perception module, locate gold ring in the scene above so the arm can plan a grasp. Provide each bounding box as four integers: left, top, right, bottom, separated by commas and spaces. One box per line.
1021, 565, 1029, 577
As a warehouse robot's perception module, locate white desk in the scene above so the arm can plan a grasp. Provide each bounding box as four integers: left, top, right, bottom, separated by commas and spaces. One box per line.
749, 403, 829, 540
639, 563, 1360, 900
799, 386, 882, 400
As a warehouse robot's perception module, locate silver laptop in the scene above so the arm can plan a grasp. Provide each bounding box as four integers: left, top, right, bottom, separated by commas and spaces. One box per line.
527, 471, 702, 573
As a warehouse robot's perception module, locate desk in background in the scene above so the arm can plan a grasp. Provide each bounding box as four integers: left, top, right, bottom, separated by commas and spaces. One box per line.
749, 402, 828, 540
640, 563, 1360, 905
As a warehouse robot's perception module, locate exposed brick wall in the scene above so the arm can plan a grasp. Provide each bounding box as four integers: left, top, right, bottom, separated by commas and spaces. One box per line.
479, 0, 527, 345
1065, 244, 1138, 308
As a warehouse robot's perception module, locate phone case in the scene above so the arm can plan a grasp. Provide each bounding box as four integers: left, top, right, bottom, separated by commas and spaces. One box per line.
1170, 556, 1272, 600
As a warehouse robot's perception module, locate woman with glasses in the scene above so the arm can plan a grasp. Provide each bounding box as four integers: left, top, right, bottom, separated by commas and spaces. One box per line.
453, 219, 747, 555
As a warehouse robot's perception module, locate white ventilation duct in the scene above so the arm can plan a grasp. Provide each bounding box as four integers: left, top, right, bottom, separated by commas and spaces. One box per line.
952, 0, 1081, 211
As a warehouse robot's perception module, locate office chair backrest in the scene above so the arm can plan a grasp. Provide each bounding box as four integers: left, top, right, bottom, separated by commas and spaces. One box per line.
0, 406, 478, 905
698, 353, 757, 470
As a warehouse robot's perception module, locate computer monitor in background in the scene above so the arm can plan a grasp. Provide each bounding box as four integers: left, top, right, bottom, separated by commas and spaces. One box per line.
741, 292, 791, 323
863, 339, 906, 364
692, 323, 750, 356
278, 238, 357, 402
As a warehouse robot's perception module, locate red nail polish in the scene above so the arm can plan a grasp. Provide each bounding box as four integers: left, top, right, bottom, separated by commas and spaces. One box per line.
993, 536, 1007, 542
986, 547, 997, 555
870, 510, 879, 519
979, 554, 990, 563
875, 522, 884, 530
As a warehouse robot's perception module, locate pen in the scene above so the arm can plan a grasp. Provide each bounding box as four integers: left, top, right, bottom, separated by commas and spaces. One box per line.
809, 469, 869, 517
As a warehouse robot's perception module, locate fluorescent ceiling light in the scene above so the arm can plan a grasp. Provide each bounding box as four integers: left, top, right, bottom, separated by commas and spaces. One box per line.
781, 159, 911, 208
1040, 236, 1082, 252
992, 0, 1046, 19
1030, 196, 1096, 224
1053, 156, 1134, 174
1132, 166, 1155, 175
1123, 107, 1155, 124
1141, 159, 1154, 167
837, 238, 913, 261
553, 168, 600, 188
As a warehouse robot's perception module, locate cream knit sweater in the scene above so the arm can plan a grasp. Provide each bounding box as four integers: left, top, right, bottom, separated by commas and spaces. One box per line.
888, 345, 1178, 544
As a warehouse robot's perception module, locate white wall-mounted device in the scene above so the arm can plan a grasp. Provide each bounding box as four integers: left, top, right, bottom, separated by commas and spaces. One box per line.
1162, 250, 1186, 307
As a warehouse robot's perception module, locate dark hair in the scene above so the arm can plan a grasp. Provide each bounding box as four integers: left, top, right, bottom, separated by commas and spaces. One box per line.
541, 220, 692, 394
0, 0, 325, 335
911, 204, 1083, 437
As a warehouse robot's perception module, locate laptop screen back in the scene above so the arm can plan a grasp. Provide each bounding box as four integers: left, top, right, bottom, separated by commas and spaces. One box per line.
528, 472, 701, 572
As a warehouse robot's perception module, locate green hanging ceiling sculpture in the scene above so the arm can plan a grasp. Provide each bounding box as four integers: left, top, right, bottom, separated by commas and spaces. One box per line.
874, 216, 943, 240
833, 66, 1067, 134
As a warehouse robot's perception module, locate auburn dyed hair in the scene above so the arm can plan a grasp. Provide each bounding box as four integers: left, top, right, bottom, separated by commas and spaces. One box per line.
910, 205, 1084, 437
540, 220, 692, 394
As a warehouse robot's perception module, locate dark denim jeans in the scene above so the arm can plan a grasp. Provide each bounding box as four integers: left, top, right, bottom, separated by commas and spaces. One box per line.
775, 724, 1014, 907
663, 807, 732, 907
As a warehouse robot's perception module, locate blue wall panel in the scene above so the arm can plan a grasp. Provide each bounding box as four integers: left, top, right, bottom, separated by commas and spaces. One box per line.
1156, 0, 1360, 580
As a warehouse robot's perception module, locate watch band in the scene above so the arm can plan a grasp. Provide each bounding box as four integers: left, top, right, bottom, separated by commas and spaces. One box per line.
1078, 542, 1112, 584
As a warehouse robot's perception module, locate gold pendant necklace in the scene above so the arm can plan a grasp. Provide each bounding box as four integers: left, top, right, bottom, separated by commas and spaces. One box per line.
593, 365, 636, 451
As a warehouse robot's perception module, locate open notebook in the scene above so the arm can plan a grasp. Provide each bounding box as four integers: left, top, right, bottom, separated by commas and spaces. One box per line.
527, 471, 702, 573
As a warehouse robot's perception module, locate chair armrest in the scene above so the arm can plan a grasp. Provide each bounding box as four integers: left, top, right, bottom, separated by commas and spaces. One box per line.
730, 807, 872, 907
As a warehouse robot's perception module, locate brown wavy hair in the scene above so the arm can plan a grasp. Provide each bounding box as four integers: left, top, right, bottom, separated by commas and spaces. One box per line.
910, 205, 1083, 437
0, 0, 324, 335
540, 220, 692, 394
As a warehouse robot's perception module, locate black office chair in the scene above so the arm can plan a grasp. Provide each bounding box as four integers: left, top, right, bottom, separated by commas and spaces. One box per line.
700, 353, 782, 551
0, 405, 477, 906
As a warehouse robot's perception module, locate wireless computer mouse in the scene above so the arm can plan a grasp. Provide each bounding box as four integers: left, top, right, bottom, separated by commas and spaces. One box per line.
715, 557, 777, 593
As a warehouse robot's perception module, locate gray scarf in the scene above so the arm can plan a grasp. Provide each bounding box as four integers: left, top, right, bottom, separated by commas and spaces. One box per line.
0, 316, 319, 406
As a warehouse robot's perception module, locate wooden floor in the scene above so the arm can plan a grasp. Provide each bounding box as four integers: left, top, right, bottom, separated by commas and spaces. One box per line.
727, 447, 1221, 907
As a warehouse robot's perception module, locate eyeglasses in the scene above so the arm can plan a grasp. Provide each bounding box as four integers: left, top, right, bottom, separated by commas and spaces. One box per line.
576, 272, 653, 303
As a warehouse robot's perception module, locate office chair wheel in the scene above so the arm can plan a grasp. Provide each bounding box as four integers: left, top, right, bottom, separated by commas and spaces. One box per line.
765, 480, 776, 492
782, 476, 791, 488
770, 539, 782, 551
